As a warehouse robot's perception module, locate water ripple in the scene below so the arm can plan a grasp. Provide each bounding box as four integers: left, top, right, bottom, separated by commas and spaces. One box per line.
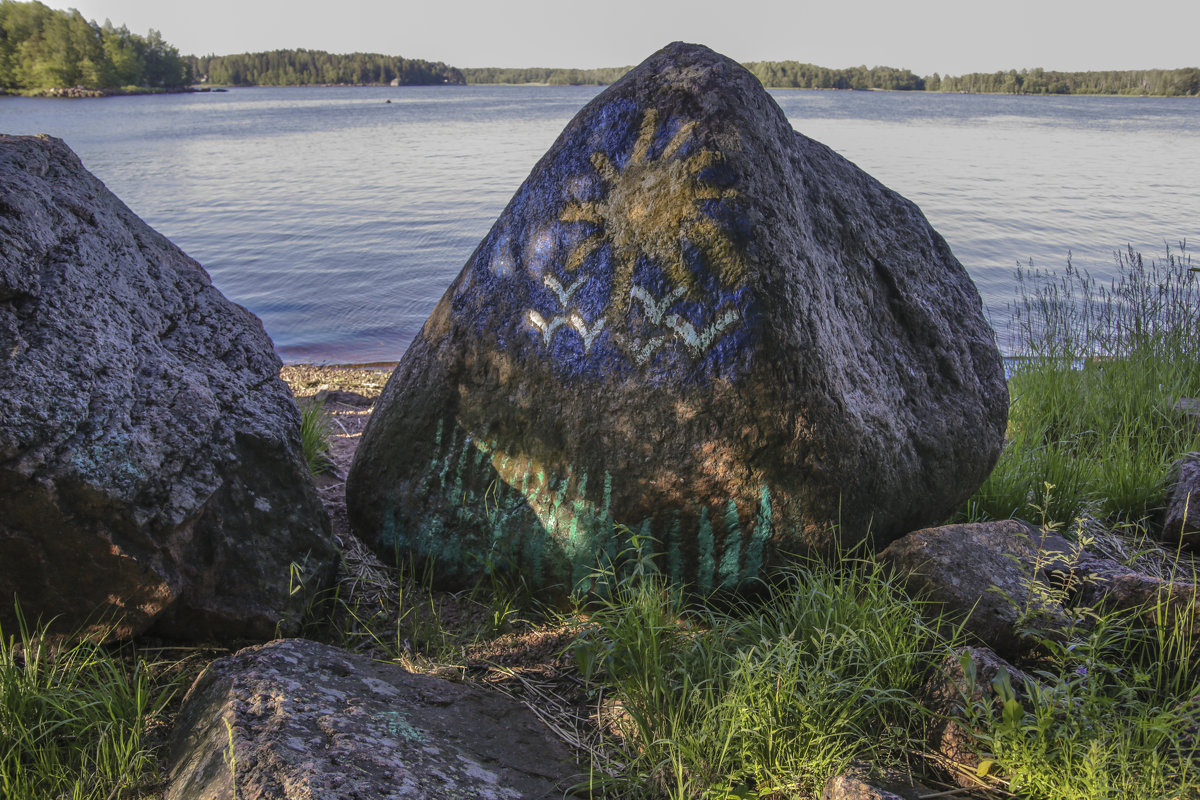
2, 86, 1196, 362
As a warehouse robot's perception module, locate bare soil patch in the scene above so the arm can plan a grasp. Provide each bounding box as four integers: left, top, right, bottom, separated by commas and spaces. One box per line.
281, 364, 390, 548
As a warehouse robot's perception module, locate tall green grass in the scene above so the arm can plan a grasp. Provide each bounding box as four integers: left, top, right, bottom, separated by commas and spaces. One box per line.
574, 547, 1200, 799
573, 553, 954, 798
965, 244, 1200, 528
0, 609, 176, 800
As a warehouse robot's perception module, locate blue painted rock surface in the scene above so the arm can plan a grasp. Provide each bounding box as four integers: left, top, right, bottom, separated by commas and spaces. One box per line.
347, 42, 1007, 592
0, 135, 336, 642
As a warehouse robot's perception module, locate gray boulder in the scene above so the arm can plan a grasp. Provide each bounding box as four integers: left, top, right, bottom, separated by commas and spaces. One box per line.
922, 645, 1032, 790
1080, 566, 1200, 639
879, 520, 1070, 658
1163, 452, 1200, 550
347, 42, 1006, 593
883, 519, 1200, 656
1065, 547, 1200, 639
165, 638, 580, 800
0, 134, 336, 642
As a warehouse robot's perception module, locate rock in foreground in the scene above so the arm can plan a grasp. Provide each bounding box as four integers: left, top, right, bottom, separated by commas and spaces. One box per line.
822, 772, 936, 800
921, 645, 1033, 789
166, 638, 580, 800
348, 42, 1006, 592
0, 135, 336, 641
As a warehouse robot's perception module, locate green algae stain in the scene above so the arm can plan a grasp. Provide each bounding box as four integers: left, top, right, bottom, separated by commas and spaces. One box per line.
70, 433, 146, 495
381, 507, 407, 553
439, 425, 459, 484
523, 524, 546, 587
666, 512, 683, 586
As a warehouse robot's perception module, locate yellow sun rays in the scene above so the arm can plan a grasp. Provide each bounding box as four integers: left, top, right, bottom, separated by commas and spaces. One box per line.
558, 108, 747, 324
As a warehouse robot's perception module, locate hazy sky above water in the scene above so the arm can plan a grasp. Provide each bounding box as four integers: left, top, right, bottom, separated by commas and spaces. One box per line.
60, 0, 1199, 75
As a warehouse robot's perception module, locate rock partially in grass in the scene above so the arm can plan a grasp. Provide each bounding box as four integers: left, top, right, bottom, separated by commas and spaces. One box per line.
348, 42, 1006, 594
884, 517, 1200, 657
165, 638, 581, 800
1067, 551, 1200, 639
0, 135, 336, 642
1162, 452, 1200, 550
879, 520, 1072, 658
1174, 399, 1200, 434
921, 645, 1033, 790
821, 772, 936, 800
1088, 569, 1200, 632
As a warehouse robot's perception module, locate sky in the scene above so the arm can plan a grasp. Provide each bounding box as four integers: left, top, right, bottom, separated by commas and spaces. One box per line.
59, 0, 1200, 75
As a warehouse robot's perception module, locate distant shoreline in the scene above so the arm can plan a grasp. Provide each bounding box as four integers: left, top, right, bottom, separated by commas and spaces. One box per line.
2, 86, 203, 98
282, 361, 399, 371
8, 83, 1192, 99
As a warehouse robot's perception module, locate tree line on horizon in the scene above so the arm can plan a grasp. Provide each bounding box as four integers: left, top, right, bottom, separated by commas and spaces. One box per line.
188, 50, 464, 87
0, 0, 189, 91
459, 65, 630, 85
1, 1, 1196, 97
461, 61, 1200, 96
461, 62, 928, 91
928, 66, 1200, 95
459, 63, 924, 89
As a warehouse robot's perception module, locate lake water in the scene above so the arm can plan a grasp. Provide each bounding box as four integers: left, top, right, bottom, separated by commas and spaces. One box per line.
2, 85, 1198, 362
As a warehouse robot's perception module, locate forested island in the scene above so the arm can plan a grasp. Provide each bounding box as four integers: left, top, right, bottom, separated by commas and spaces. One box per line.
0, 0, 189, 93
0, 1, 459, 93
2, 0, 1197, 97
745, 61, 1200, 95
928, 66, 1200, 95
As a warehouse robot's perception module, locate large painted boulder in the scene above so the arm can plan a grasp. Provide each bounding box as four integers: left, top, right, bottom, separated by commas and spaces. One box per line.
347, 43, 1007, 593
0, 135, 337, 642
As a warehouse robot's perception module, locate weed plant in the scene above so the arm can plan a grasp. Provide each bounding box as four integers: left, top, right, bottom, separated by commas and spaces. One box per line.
573, 551, 955, 798
966, 244, 1200, 528
0, 608, 176, 800
964, 569, 1200, 799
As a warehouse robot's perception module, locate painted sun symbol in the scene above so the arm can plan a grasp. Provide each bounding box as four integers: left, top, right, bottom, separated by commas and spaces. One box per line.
559, 108, 746, 323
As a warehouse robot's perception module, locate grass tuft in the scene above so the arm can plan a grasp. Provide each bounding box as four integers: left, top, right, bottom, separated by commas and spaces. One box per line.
299, 398, 333, 476
962, 563, 1200, 799
0, 606, 178, 800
